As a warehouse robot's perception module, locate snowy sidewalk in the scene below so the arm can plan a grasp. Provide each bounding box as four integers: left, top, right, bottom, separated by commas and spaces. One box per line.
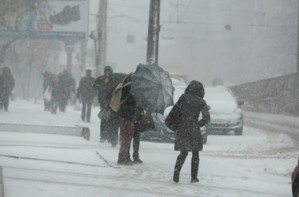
0, 100, 295, 196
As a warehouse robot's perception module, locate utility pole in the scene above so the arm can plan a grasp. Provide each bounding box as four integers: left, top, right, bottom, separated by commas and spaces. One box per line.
146, 0, 161, 65
96, 0, 108, 76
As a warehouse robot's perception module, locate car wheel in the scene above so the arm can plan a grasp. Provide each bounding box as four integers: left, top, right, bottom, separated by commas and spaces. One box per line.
235, 127, 243, 135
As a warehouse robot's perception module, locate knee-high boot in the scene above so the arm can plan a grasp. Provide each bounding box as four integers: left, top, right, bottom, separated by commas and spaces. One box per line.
173, 151, 188, 183
191, 151, 199, 183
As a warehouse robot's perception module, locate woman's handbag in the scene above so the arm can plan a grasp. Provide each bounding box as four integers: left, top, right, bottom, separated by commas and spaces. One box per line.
165, 104, 180, 132
135, 113, 155, 132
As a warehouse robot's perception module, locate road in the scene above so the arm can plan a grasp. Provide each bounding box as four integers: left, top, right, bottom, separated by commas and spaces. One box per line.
244, 111, 299, 149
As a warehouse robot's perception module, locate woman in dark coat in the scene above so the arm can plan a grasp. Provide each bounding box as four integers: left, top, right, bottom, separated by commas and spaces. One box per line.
166, 80, 210, 183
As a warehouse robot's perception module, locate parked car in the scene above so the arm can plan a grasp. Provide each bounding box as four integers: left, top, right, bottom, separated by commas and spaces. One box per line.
204, 86, 244, 135
292, 155, 299, 197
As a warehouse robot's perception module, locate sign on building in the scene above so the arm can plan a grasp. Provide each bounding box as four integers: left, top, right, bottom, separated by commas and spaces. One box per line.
0, 0, 89, 40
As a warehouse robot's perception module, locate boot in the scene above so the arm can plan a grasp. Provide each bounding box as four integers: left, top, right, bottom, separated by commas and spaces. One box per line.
191, 153, 199, 183
191, 178, 199, 183
133, 152, 143, 164
173, 169, 180, 183
117, 159, 134, 165
173, 151, 188, 183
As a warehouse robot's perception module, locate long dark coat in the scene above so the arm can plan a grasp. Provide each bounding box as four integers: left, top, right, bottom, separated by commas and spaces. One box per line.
58, 72, 75, 101
93, 73, 126, 108
166, 80, 210, 152
0, 67, 15, 103
77, 75, 95, 101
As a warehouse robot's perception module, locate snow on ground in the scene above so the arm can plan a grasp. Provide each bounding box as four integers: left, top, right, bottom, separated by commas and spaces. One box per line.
0, 99, 297, 196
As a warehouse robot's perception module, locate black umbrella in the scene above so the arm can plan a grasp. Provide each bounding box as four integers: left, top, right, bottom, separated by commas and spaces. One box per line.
112, 73, 127, 84
131, 63, 174, 114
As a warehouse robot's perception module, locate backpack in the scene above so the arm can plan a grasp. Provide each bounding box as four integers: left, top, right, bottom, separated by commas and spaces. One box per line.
110, 81, 132, 112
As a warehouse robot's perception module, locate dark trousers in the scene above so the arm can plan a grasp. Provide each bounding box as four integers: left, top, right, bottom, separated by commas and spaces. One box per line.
118, 119, 134, 162
174, 151, 199, 179
0, 95, 9, 111
44, 99, 51, 111
58, 100, 67, 112
58, 95, 68, 112
81, 99, 92, 122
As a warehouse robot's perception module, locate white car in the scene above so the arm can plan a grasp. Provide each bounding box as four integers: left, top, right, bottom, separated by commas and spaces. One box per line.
203, 86, 244, 135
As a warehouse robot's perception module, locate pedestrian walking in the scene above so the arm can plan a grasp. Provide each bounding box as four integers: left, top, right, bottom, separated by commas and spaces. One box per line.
165, 80, 210, 183
57, 70, 75, 112
93, 66, 124, 146
76, 69, 96, 122
0, 67, 15, 111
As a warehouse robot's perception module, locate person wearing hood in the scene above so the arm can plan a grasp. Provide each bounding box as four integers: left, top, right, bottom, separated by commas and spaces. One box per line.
93, 66, 121, 146
0, 67, 15, 111
165, 80, 210, 183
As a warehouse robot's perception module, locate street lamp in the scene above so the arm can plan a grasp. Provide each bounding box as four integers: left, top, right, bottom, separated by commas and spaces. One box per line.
89, 30, 99, 76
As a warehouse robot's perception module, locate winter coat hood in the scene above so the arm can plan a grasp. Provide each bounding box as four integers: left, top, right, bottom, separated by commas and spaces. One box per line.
185, 80, 205, 98
104, 65, 113, 73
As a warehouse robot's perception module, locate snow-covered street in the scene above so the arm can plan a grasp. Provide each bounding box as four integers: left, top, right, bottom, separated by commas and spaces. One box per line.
0, 99, 297, 196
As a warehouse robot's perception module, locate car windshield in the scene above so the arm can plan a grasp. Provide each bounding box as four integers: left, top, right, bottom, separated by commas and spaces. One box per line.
205, 87, 238, 113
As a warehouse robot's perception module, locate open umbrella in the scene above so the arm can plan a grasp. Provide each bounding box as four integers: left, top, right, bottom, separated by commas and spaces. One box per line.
131, 63, 174, 114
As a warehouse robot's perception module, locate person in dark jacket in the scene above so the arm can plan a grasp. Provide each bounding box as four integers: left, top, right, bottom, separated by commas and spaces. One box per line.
167, 80, 210, 183
117, 74, 136, 165
57, 70, 75, 112
0, 67, 15, 111
93, 66, 122, 146
77, 69, 96, 122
